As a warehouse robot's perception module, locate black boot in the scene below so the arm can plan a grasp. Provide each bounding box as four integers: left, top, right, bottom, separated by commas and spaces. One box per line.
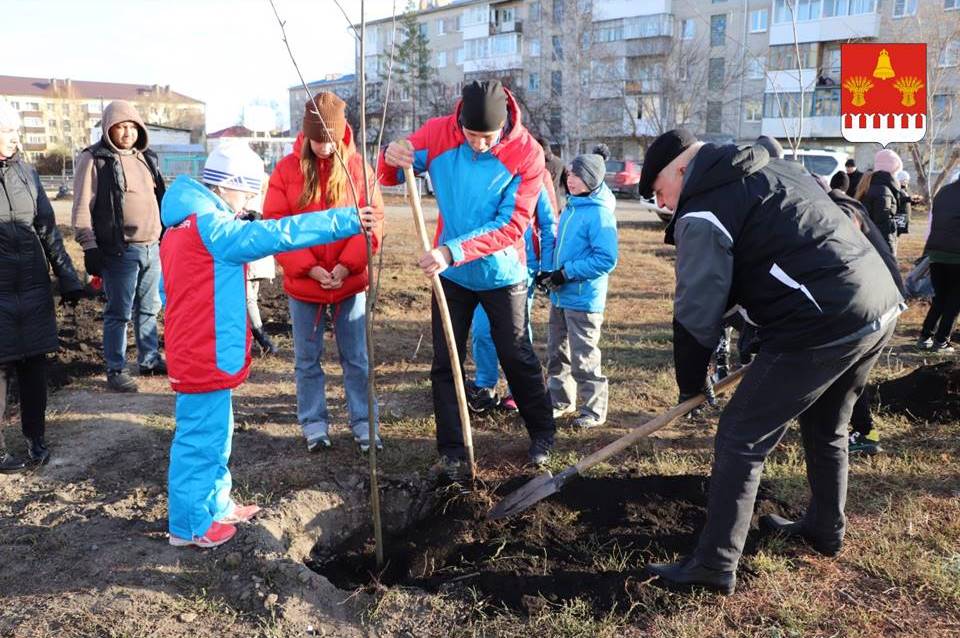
645, 557, 736, 595
26, 437, 50, 467
0, 452, 27, 473
759, 514, 843, 557
252, 328, 279, 355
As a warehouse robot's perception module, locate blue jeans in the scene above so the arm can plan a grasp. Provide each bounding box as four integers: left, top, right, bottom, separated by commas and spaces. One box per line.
101, 242, 162, 372
289, 293, 378, 443
471, 277, 536, 390
168, 389, 233, 539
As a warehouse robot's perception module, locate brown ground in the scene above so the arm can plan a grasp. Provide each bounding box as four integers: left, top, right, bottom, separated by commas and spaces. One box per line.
1, 203, 958, 637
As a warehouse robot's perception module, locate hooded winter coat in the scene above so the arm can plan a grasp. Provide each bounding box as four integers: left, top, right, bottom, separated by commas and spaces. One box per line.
666, 144, 903, 393
0, 153, 83, 364
860, 170, 902, 237
549, 183, 618, 313
377, 88, 545, 291
924, 179, 960, 257
263, 126, 383, 305
159, 176, 362, 393
72, 101, 165, 255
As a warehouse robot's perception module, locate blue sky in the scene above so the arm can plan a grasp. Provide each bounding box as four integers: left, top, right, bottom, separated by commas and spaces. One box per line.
5, 0, 398, 131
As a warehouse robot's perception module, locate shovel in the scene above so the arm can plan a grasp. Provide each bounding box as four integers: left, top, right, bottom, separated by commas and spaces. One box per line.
488, 364, 750, 520
402, 159, 477, 481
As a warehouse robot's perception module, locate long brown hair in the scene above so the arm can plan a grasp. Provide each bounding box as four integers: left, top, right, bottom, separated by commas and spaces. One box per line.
297, 139, 350, 209
854, 170, 874, 203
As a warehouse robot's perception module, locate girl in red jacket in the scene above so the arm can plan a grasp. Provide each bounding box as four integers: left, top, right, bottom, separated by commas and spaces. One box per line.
263, 92, 384, 452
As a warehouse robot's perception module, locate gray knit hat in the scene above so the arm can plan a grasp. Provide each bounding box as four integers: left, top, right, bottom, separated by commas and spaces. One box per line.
571, 153, 606, 192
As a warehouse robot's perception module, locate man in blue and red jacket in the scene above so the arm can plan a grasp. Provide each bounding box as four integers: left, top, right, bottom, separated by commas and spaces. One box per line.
378, 80, 556, 473
161, 143, 375, 548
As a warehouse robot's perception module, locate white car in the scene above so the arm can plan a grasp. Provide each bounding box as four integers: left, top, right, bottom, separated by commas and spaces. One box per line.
782, 149, 849, 183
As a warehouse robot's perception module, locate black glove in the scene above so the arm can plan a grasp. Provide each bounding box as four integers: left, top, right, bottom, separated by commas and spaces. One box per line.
548, 269, 567, 288
534, 270, 553, 292
83, 248, 103, 277
239, 209, 262, 221
60, 288, 86, 307
679, 375, 718, 407
673, 317, 716, 407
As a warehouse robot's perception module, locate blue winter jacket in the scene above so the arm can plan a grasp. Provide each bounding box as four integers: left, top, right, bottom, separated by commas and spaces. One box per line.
550, 184, 618, 313
526, 181, 558, 276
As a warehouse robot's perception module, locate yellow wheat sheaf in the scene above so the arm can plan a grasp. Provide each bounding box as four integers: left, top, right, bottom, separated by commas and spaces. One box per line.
893, 76, 924, 107
843, 76, 874, 107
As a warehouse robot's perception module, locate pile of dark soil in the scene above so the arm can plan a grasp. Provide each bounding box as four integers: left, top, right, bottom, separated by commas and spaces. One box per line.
876, 362, 960, 421
310, 474, 784, 616
49, 298, 105, 391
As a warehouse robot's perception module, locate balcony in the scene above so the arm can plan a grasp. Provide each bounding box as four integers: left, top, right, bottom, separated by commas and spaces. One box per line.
769, 12, 880, 46
765, 68, 818, 94
593, 0, 670, 20
490, 20, 522, 35
761, 115, 841, 139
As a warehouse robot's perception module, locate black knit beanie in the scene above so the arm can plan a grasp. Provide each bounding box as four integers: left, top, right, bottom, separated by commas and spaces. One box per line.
460, 80, 508, 132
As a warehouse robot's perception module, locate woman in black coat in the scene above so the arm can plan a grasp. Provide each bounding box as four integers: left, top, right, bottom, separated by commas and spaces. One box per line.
0, 100, 84, 471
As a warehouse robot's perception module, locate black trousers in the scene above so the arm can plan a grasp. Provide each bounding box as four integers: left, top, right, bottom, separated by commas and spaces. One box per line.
4, 355, 48, 440
693, 323, 895, 571
431, 278, 555, 459
921, 262, 960, 344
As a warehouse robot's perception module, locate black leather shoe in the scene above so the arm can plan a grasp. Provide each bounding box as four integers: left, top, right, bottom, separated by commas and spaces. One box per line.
26, 437, 50, 467
0, 452, 27, 473
646, 557, 736, 595
759, 514, 843, 557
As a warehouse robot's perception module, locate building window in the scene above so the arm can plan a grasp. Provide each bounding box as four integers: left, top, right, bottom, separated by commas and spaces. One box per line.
745, 101, 762, 122
824, 0, 877, 16
769, 43, 817, 70
23, 116, 42, 127
528, 72, 541, 92
893, 0, 917, 17
26, 134, 45, 144
933, 93, 954, 116
529, 1, 541, 20
948, 0, 960, 10
455, 15, 462, 30
710, 14, 726, 46
24, 102, 40, 111
940, 39, 960, 67
437, 51, 447, 67
750, 8, 769, 32
774, 0, 826, 22
706, 101, 723, 133
551, 70, 562, 96
812, 87, 840, 116
48, 119, 56, 128
553, 0, 563, 22
763, 91, 811, 118
9, 101, 19, 109
681, 18, 695, 39
748, 57, 765, 79
708, 57, 725, 90
456, 47, 465, 65
528, 38, 540, 56
463, 6, 487, 26
436, 18, 445, 35
552, 35, 563, 61
419, 22, 429, 36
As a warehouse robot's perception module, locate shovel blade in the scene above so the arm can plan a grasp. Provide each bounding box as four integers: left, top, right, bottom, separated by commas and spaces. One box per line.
487, 471, 559, 520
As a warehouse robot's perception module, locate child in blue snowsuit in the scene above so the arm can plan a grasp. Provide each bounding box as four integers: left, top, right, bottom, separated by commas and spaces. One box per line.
160, 143, 376, 548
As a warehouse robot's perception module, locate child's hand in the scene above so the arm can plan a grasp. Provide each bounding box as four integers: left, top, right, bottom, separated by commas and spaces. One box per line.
322, 264, 349, 289
309, 266, 332, 285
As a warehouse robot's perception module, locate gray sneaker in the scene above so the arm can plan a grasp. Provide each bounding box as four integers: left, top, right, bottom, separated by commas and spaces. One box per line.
917, 336, 934, 350
306, 433, 332, 453
573, 415, 604, 429
107, 370, 138, 393
934, 341, 956, 354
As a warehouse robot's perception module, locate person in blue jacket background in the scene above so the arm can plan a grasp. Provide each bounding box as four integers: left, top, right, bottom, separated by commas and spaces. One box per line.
538, 153, 618, 429
160, 143, 376, 548
468, 174, 558, 413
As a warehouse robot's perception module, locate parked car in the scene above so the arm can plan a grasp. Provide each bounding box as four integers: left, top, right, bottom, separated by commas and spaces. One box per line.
604, 159, 643, 198
782, 149, 849, 183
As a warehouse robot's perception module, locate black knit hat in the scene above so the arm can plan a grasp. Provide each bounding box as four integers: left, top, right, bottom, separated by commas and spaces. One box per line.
460, 80, 508, 132
830, 171, 850, 192
571, 154, 606, 192
638, 128, 697, 199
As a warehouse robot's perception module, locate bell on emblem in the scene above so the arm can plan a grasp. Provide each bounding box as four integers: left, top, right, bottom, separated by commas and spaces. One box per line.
873, 49, 896, 80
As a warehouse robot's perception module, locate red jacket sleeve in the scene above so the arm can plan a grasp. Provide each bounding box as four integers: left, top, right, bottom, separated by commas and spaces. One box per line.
262, 164, 317, 278
376, 118, 440, 186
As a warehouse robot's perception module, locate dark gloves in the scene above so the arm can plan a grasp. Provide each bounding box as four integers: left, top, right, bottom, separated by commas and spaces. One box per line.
83, 248, 103, 277
60, 287, 86, 307
535, 269, 567, 292
239, 210, 262, 221
673, 318, 717, 408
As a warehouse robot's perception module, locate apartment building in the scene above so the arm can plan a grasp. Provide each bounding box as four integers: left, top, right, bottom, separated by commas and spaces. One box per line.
0, 75, 205, 162
352, 0, 956, 167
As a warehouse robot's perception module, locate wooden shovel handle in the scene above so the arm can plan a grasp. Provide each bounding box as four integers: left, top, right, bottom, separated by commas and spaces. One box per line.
573, 364, 750, 474
402, 160, 477, 480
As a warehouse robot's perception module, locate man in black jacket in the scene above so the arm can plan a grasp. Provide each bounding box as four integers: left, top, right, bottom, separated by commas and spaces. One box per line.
636, 129, 904, 594
844, 158, 863, 198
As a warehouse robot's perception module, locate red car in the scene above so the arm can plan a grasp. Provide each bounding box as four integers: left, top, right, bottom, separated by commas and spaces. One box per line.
603, 159, 643, 198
